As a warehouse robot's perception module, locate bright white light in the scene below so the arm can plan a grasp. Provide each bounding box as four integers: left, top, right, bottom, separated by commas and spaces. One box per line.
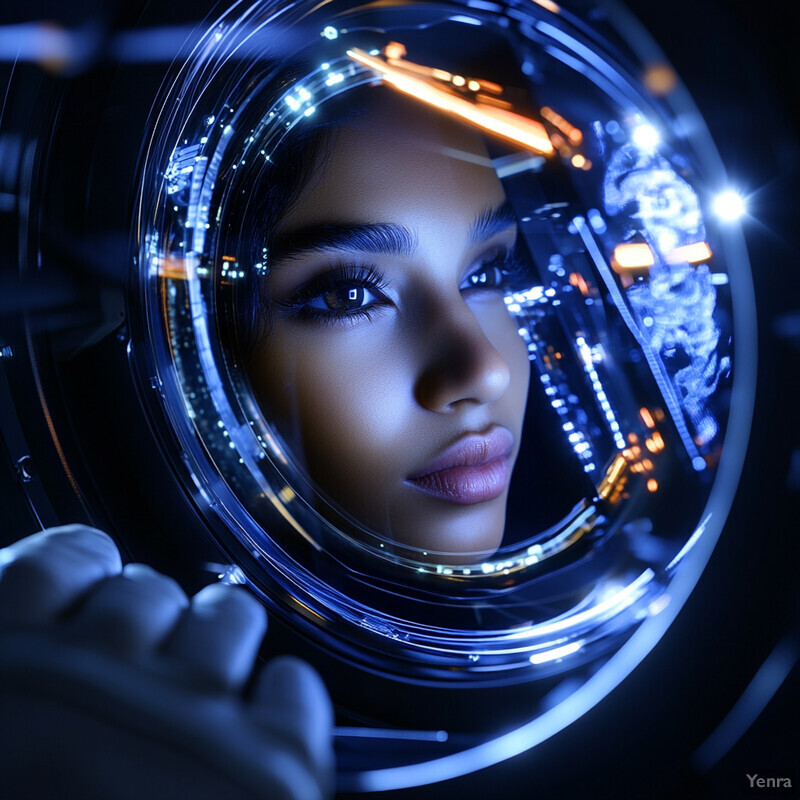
529, 641, 582, 665
322, 25, 338, 39
714, 191, 746, 221
632, 124, 660, 150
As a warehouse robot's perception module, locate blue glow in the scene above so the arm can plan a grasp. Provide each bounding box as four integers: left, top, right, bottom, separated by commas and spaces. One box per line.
346, 568, 678, 792
587, 208, 607, 234
0, 22, 73, 62
713, 190, 746, 221
632, 123, 659, 150
321, 25, 338, 40
627, 263, 729, 446
667, 514, 710, 570
529, 640, 583, 665
449, 14, 482, 25
335, 727, 449, 742
505, 280, 603, 470
111, 25, 201, 62
604, 147, 703, 258
576, 335, 625, 450
572, 216, 706, 465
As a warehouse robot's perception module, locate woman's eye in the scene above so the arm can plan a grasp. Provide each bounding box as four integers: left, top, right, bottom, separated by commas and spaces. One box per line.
462, 263, 504, 291
307, 284, 380, 313
274, 264, 391, 323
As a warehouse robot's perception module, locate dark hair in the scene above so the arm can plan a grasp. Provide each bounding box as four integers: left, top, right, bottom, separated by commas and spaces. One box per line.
216, 79, 373, 363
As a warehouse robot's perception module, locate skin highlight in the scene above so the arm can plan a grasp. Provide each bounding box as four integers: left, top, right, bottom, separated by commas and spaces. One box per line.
248, 94, 530, 560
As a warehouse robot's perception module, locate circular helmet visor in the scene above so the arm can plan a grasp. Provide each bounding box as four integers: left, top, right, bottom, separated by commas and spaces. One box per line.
134, 0, 754, 786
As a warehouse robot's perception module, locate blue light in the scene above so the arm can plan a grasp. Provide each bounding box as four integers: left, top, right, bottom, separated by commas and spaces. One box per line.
627, 263, 729, 447
713, 190, 746, 221
587, 208, 607, 234
632, 123, 660, 150
449, 14, 482, 25
529, 640, 583, 665
603, 146, 704, 258
321, 25, 338, 40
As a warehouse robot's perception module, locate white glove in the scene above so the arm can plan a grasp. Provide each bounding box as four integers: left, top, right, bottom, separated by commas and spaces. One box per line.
0, 525, 334, 800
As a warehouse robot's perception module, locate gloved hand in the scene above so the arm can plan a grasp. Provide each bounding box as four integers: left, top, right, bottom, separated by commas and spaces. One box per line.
0, 524, 334, 800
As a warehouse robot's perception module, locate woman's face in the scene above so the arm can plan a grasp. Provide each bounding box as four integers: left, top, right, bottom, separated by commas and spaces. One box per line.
248, 95, 530, 559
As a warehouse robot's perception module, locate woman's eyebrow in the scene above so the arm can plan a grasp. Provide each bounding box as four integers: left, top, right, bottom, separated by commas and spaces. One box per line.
469, 200, 518, 245
269, 223, 415, 264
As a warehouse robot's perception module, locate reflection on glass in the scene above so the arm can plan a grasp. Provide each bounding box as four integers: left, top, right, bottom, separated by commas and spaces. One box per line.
137, 1, 747, 690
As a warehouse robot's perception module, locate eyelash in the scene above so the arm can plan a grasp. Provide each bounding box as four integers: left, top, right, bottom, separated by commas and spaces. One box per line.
275, 250, 529, 325
463, 249, 528, 293
274, 264, 390, 325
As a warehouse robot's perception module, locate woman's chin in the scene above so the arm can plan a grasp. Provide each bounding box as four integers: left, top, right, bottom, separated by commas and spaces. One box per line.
387, 503, 508, 566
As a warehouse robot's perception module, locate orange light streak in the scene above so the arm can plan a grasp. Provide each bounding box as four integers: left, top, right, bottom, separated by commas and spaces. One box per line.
347, 48, 554, 155
532, 0, 561, 14
158, 256, 188, 280
598, 454, 627, 500
665, 241, 713, 264
540, 105, 583, 145
613, 242, 654, 269
476, 79, 504, 95
639, 407, 655, 429
645, 433, 665, 454
569, 272, 590, 296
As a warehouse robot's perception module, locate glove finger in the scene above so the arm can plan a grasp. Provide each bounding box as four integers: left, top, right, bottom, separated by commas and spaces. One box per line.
68, 563, 188, 659
162, 583, 267, 692
249, 656, 334, 791
0, 525, 122, 627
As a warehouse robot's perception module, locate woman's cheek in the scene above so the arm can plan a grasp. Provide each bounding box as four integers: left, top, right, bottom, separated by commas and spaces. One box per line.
291, 335, 413, 472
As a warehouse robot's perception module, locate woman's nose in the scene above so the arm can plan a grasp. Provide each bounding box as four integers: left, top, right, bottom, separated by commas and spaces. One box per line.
414, 300, 512, 413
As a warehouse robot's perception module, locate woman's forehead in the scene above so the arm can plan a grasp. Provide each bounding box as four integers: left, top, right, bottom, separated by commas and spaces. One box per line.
277, 94, 507, 231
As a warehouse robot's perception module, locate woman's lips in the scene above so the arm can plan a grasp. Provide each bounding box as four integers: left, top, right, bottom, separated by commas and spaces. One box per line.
406, 426, 514, 505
